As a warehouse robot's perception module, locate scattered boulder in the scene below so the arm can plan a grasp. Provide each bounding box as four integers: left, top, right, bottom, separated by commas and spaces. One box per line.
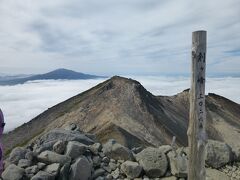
9, 147, 28, 164
25, 165, 39, 175
5, 126, 240, 180
167, 148, 188, 177
69, 156, 92, 180
205, 140, 232, 168
25, 151, 35, 161
2, 164, 25, 180
65, 141, 88, 159
121, 160, 143, 178
103, 139, 133, 161
17, 159, 32, 168
31, 170, 55, 180
44, 163, 61, 176
37, 162, 46, 170
89, 143, 102, 155
53, 140, 66, 154
136, 147, 168, 178
37, 150, 71, 166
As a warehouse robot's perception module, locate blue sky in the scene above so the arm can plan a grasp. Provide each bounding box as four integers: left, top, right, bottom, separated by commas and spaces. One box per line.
0, 0, 239, 76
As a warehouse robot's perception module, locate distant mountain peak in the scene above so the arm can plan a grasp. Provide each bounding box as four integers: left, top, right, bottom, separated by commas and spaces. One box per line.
0, 69, 105, 85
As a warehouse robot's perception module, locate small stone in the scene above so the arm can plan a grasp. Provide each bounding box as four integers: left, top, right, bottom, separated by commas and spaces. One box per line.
102, 165, 112, 173
121, 161, 142, 179
95, 176, 105, 180
102, 157, 110, 164
111, 168, 120, 179
92, 168, 106, 179
44, 163, 61, 176
93, 156, 101, 167
37, 162, 46, 170
109, 162, 117, 171
25, 151, 35, 161
106, 174, 113, 180
25, 165, 39, 175
89, 143, 102, 154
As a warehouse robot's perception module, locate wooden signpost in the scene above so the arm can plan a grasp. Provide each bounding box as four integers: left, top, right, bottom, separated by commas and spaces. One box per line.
187, 30, 207, 180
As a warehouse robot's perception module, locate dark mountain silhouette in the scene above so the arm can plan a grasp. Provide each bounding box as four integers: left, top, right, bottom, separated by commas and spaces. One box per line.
0, 68, 105, 85
3, 76, 240, 155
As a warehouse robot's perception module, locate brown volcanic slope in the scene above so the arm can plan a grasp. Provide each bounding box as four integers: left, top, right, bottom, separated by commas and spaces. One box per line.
3, 76, 240, 155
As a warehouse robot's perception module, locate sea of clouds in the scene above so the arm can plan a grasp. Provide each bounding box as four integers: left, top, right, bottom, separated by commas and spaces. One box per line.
0, 76, 239, 132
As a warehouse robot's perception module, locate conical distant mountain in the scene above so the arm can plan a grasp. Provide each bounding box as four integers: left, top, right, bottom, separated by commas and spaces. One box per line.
0, 68, 105, 85
3, 76, 240, 155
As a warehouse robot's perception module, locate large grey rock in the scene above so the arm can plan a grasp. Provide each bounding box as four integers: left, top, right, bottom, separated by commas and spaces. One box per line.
205, 140, 232, 168
120, 161, 142, 178
9, 147, 28, 164
135, 147, 168, 178
65, 141, 88, 159
44, 163, 61, 176
2, 164, 25, 180
103, 139, 133, 161
206, 168, 230, 180
18, 159, 32, 168
39, 129, 94, 146
59, 163, 70, 180
69, 156, 92, 180
53, 140, 66, 154
167, 148, 188, 177
37, 150, 71, 165
31, 171, 55, 180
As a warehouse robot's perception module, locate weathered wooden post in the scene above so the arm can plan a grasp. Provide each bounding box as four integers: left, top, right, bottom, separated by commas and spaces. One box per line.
187, 30, 207, 180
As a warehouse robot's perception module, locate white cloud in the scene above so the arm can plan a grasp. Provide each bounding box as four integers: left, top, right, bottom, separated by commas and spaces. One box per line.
0, 0, 239, 75
0, 77, 239, 132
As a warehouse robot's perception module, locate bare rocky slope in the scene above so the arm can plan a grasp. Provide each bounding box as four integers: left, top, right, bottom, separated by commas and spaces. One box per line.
3, 76, 240, 155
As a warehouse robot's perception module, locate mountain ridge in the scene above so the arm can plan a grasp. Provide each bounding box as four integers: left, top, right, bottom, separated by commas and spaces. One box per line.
3, 76, 240, 156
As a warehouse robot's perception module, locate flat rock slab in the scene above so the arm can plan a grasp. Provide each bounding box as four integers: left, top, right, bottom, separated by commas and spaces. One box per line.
39, 129, 94, 146
37, 150, 71, 165
206, 168, 230, 180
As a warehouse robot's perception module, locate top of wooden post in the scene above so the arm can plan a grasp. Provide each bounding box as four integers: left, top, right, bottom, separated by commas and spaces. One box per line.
192, 31, 207, 46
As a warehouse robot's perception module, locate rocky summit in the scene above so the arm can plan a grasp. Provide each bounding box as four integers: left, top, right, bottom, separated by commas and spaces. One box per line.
3, 76, 240, 157
2, 124, 240, 180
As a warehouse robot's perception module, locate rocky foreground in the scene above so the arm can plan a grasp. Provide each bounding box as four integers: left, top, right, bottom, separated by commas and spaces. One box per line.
2, 124, 240, 180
